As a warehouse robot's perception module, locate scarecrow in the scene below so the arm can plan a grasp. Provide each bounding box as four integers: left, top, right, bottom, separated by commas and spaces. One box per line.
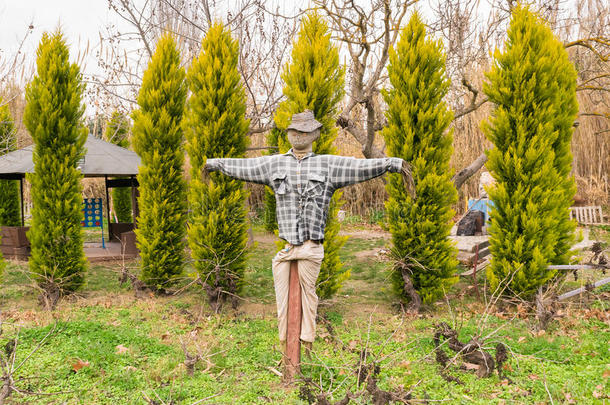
205, 110, 414, 355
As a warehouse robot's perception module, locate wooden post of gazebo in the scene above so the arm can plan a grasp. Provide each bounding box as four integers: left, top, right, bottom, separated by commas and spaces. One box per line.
130, 175, 139, 226
104, 175, 111, 242
19, 176, 24, 226
283, 260, 302, 383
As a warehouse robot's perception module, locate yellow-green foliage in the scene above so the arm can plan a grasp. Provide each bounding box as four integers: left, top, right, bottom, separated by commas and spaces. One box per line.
383, 13, 458, 304
132, 34, 188, 290
0, 99, 19, 280
484, 5, 578, 296
24, 31, 87, 291
0, 99, 20, 227
269, 13, 347, 299
104, 111, 132, 223
184, 23, 250, 305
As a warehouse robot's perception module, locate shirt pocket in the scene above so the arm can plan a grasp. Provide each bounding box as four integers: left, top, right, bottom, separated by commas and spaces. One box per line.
306, 172, 326, 197
272, 172, 289, 195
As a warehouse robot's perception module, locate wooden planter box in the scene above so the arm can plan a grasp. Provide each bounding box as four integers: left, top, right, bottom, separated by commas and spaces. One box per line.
109, 222, 135, 241
1, 226, 31, 259
120, 230, 139, 256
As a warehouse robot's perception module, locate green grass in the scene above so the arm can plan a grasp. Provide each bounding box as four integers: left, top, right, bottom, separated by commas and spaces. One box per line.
0, 227, 609, 404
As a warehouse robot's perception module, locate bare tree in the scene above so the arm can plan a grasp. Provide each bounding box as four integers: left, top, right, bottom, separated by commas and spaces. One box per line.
434, 0, 609, 189
312, 0, 414, 159
0, 23, 34, 153
92, 0, 608, 191
90, 0, 296, 131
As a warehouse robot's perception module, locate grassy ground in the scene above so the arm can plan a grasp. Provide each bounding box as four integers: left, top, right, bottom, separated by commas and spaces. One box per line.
0, 224, 609, 404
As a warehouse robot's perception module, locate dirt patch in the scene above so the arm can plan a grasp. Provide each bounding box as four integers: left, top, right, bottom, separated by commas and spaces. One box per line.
341, 228, 390, 239
251, 231, 280, 245
238, 301, 276, 318
252, 226, 390, 245
354, 248, 390, 260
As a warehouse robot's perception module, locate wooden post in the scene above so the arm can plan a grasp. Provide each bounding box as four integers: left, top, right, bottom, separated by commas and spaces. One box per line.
19, 176, 24, 226
104, 175, 111, 242
283, 259, 301, 383
130, 176, 139, 227
471, 244, 481, 300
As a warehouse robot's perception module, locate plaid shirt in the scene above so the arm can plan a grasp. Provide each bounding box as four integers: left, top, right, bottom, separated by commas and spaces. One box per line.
206, 150, 403, 245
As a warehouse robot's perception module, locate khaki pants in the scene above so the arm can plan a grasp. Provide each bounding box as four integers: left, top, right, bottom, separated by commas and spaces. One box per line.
272, 240, 324, 343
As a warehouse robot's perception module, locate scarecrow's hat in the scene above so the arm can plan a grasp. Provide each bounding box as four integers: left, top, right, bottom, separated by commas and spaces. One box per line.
287, 110, 323, 133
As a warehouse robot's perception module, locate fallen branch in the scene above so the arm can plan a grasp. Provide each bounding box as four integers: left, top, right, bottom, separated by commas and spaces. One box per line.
433, 322, 508, 381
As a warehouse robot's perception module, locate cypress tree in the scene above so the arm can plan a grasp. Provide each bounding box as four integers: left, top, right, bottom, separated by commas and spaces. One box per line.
483, 5, 578, 296
132, 34, 187, 290
268, 12, 346, 299
262, 127, 281, 232
0, 240, 3, 282
0, 100, 18, 282
0, 100, 20, 226
383, 13, 458, 304
23, 31, 87, 296
185, 23, 250, 308
104, 111, 132, 223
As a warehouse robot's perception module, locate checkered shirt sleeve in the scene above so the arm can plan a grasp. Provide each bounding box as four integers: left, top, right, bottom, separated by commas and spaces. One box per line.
328, 156, 403, 189
206, 157, 272, 186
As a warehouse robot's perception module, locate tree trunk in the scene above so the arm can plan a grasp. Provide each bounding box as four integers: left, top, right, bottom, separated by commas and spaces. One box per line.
452, 152, 488, 189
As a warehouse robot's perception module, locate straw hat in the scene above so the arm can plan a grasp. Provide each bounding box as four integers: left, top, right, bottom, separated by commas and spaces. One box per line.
287, 110, 323, 133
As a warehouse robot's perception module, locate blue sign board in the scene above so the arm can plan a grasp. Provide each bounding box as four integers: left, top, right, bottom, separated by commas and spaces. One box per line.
82, 198, 105, 248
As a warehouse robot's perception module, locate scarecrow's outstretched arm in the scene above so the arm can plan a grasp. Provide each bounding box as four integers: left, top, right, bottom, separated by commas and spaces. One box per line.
328, 156, 403, 188
205, 157, 271, 186
328, 156, 416, 198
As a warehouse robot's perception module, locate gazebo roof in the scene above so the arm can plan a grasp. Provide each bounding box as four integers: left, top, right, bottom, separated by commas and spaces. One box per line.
0, 135, 141, 179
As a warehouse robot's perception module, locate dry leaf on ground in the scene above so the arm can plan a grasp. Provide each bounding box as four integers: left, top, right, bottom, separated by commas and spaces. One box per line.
72, 359, 90, 372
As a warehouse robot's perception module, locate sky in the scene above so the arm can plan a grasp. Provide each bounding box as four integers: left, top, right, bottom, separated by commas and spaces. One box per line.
0, 0, 131, 78
0, 0, 490, 118
0, 0, 438, 79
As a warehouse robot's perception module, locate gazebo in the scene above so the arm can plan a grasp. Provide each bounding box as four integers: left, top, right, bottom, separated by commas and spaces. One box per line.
0, 135, 141, 258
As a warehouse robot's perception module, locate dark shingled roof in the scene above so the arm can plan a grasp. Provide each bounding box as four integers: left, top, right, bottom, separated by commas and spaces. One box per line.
0, 135, 141, 179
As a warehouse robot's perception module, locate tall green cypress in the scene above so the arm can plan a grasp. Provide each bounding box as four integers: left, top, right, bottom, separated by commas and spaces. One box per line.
0, 100, 20, 226
24, 31, 87, 295
132, 34, 187, 291
185, 23, 250, 308
262, 127, 281, 232
484, 5, 578, 296
268, 12, 346, 299
383, 13, 458, 304
104, 111, 132, 223
0, 238, 3, 283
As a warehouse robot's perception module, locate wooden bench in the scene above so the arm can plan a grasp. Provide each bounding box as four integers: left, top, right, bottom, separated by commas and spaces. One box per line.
569, 206, 606, 225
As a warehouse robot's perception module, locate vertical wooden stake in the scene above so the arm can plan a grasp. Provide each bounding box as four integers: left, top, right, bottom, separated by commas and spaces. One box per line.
19, 176, 24, 227
284, 259, 301, 384
472, 244, 480, 300
131, 176, 140, 227
104, 175, 111, 244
